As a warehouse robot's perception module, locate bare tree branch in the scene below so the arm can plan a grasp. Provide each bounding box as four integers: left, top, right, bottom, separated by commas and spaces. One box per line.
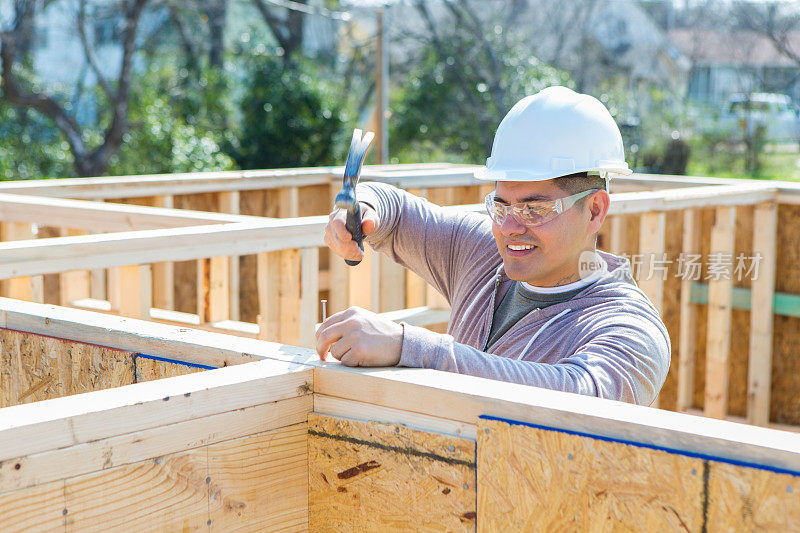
77, 0, 113, 99
1, 0, 150, 176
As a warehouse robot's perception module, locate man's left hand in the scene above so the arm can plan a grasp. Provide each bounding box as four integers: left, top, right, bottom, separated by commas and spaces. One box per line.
315, 307, 403, 367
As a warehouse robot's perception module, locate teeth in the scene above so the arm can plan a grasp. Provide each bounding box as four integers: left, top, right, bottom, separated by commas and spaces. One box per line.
508, 244, 535, 251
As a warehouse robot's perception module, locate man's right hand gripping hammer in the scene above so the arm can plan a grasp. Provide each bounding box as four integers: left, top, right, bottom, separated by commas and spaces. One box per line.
334, 129, 375, 266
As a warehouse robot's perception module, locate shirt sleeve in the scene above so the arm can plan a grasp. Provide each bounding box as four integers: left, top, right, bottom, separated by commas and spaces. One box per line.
397, 315, 670, 406
357, 181, 495, 304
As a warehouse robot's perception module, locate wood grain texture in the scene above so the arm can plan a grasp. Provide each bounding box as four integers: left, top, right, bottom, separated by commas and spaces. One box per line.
477, 418, 703, 532
0, 424, 308, 532
308, 413, 476, 532
708, 460, 800, 531
133, 355, 205, 383
0, 329, 134, 408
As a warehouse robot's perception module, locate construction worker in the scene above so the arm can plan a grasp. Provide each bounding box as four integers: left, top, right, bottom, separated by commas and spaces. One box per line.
318, 86, 670, 406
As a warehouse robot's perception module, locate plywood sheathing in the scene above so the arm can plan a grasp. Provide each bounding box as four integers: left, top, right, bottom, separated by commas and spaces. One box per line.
0, 329, 134, 408
478, 418, 800, 532
0, 423, 308, 531
771, 204, 800, 425
134, 356, 206, 383
308, 413, 477, 531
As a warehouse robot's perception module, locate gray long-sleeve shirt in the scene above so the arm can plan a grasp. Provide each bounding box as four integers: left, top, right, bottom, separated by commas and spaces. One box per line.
359, 182, 671, 406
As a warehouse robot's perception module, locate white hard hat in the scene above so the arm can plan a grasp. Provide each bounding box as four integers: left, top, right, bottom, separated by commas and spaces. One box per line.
474, 86, 632, 183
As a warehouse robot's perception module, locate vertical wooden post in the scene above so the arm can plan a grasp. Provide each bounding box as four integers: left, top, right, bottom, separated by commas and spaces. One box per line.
152, 195, 174, 310
328, 183, 350, 314
610, 216, 627, 256
638, 212, 666, 315
299, 247, 320, 349
218, 191, 240, 321
257, 251, 281, 342
747, 201, 777, 426
677, 209, 700, 412
638, 211, 666, 409
89, 198, 106, 302
704, 206, 736, 420
109, 265, 151, 319
278, 186, 300, 218
375, 8, 388, 164
1, 222, 38, 301
59, 228, 90, 306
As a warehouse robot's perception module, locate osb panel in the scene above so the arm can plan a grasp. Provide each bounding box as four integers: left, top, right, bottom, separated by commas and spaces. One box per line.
477, 418, 703, 532
0, 424, 308, 532
708, 461, 800, 531
0, 329, 134, 408
134, 356, 206, 383
771, 204, 800, 425
308, 413, 477, 532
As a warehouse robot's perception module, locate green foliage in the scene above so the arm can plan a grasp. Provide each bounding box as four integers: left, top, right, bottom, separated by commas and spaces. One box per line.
228, 56, 345, 169
389, 21, 571, 165
0, 100, 75, 180
107, 62, 236, 176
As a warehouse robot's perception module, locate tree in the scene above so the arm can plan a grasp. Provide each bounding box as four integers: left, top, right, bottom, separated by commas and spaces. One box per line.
389, 0, 570, 163
1, 0, 149, 177
229, 56, 345, 169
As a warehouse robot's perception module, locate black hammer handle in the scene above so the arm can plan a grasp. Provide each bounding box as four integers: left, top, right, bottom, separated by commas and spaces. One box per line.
345, 202, 364, 266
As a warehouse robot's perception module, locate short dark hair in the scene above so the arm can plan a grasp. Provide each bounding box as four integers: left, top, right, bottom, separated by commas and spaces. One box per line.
552, 172, 606, 196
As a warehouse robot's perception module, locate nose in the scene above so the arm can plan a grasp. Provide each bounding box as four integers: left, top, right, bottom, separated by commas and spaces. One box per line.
500, 212, 526, 236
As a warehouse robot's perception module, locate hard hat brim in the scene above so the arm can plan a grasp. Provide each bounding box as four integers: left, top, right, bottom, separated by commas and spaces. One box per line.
474, 164, 633, 182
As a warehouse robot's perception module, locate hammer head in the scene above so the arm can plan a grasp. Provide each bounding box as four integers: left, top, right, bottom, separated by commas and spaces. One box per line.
335, 129, 375, 212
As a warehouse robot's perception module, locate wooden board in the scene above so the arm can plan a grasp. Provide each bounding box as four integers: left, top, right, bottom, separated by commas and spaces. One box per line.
708, 459, 800, 530
0, 423, 308, 532
477, 417, 704, 531
0, 329, 134, 408
134, 355, 206, 383
308, 413, 476, 531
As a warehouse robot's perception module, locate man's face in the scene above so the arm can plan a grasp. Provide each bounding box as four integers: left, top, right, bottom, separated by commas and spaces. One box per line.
490, 179, 603, 287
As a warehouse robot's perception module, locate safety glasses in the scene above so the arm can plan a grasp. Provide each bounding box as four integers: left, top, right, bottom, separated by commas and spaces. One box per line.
484, 188, 599, 228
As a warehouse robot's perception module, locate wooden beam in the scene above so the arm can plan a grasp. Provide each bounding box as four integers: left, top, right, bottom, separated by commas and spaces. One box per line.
59, 228, 91, 306
218, 191, 240, 320
0, 423, 309, 531
0, 192, 255, 231
747, 201, 778, 426
677, 209, 700, 412
0, 396, 310, 494
637, 211, 666, 315
0, 168, 334, 199
1, 222, 37, 300
257, 251, 281, 342
0, 359, 313, 461
151, 195, 174, 310
608, 184, 776, 215
108, 264, 152, 319
299, 247, 320, 349
610, 215, 626, 255
0, 219, 328, 279
0, 298, 317, 369
313, 365, 800, 474
704, 206, 736, 420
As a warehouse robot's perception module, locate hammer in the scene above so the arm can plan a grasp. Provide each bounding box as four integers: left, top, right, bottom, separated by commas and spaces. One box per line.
335, 128, 375, 266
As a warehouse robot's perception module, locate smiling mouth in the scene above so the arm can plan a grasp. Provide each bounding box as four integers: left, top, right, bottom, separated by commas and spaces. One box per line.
507, 244, 537, 251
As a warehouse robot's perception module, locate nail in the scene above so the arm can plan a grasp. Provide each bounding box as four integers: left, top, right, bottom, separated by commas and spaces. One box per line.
321, 300, 327, 322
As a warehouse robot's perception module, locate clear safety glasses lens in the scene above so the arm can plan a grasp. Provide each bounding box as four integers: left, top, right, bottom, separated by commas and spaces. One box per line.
484, 189, 599, 228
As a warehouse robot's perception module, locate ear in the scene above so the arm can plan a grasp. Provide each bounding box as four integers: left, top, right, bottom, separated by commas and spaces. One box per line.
586, 190, 610, 235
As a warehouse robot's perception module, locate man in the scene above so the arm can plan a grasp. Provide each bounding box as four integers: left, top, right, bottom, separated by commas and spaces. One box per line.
317, 86, 670, 406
